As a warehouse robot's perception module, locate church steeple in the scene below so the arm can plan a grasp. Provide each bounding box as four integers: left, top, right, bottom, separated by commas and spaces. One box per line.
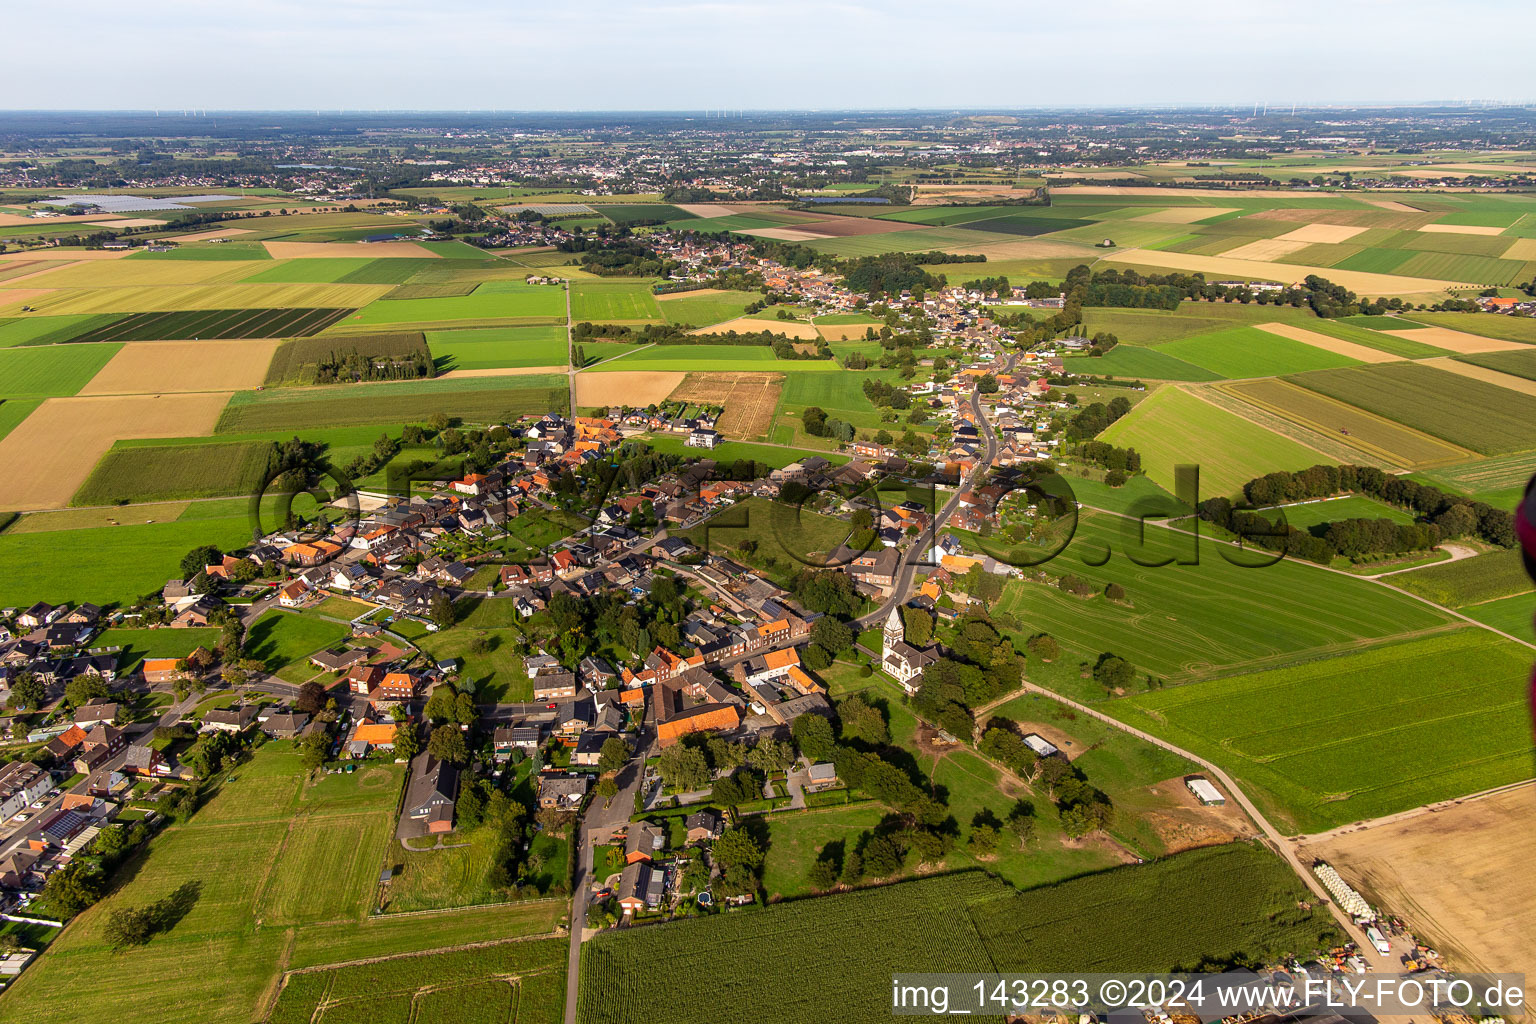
883, 606, 903, 656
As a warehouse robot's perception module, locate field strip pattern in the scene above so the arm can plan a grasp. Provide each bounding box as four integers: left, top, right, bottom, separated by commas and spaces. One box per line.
1183, 384, 1396, 468
1255, 322, 1402, 364
1102, 247, 1476, 294
1420, 356, 1536, 397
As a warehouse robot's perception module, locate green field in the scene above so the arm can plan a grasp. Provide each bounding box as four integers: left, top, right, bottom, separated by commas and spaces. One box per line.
569, 281, 662, 321
1099, 385, 1330, 497
597, 203, 694, 225
216, 375, 567, 432
657, 289, 764, 326
1263, 493, 1416, 529
0, 745, 565, 1024
1289, 362, 1536, 455
1459, 591, 1535, 637
0, 343, 120, 397
1063, 345, 1219, 381
1413, 450, 1536, 506
342, 283, 566, 326
242, 258, 380, 284
245, 610, 352, 677
0, 398, 41, 443
1404, 311, 1536, 344
1113, 630, 1535, 833
429, 325, 569, 370
94, 626, 222, 673
0, 313, 123, 348
1453, 346, 1536, 382
987, 511, 1453, 691
72, 440, 277, 505
678, 497, 854, 587
589, 344, 813, 372
1385, 548, 1529, 607
1158, 325, 1360, 378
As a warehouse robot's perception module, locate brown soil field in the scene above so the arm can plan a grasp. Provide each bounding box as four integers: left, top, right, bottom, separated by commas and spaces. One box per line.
573, 370, 684, 408
691, 317, 820, 340
816, 323, 876, 341
1132, 206, 1239, 223
654, 287, 726, 302
1301, 784, 1535, 991
167, 228, 255, 242
1102, 248, 1473, 295
673, 203, 745, 218
0, 289, 57, 312
438, 365, 567, 379
1504, 238, 1536, 261
668, 371, 784, 440
1420, 356, 1536, 396
746, 227, 824, 242
1381, 326, 1525, 353
1364, 200, 1423, 212
1417, 223, 1507, 237
76, 339, 282, 395
0, 249, 132, 262
0, 392, 232, 510
1276, 223, 1369, 244
1257, 322, 1400, 363
262, 240, 439, 259
1221, 238, 1309, 261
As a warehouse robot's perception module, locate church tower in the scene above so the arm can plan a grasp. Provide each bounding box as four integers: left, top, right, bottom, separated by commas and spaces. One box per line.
883, 606, 903, 659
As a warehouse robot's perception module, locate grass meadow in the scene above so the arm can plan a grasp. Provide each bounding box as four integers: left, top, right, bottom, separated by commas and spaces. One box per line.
569, 281, 662, 321
71, 440, 277, 505
429, 325, 569, 370
215, 375, 567, 432
342, 282, 566, 326
657, 289, 763, 326
1158, 325, 1361, 378
0, 343, 122, 397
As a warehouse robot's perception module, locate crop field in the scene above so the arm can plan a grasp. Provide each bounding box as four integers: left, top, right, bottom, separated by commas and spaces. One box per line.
79, 338, 281, 394
589, 344, 801, 373
22, 282, 391, 316
0, 743, 565, 1024
568, 281, 661, 321
0, 343, 122, 396
269, 938, 567, 1024
596, 203, 693, 224
1114, 631, 1535, 833
264, 331, 429, 386
241, 257, 377, 283
1063, 345, 1219, 381
66, 306, 352, 342
71, 439, 276, 505
1098, 385, 1331, 497
1405, 311, 1536, 344
1156, 325, 1361, 377
0, 313, 122, 347
1218, 378, 1473, 469
21, 258, 260, 288
1288, 362, 1536, 455
1386, 548, 1528, 607
656, 288, 764, 326
430, 325, 568, 370
1414, 449, 1536, 505
216, 374, 566, 432
667, 371, 783, 439
341, 284, 565, 327
1452, 346, 1536, 382
988, 510, 1454, 690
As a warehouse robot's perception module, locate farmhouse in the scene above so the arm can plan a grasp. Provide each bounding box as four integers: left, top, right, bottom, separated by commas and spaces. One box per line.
403, 751, 458, 833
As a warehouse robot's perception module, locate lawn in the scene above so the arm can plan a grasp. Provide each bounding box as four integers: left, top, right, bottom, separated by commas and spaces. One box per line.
429, 325, 569, 370
1157, 325, 1361, 378
416, 625, 533, 702
987, 510, 1454, 691
1289, 361, 1536, 455
0, 343, 122, 397
677, 497, 855, 588
94, 626, 223, 673
342, 283, 566, 326
636, 432, 847, 470
0, 744, 564, 1024
1098, 385, 1331, 498
1112, 630, 1535, 833
657, 289, 764, 327
245, 610, 352, 677
569, 281, 662, 321
1264, 493, 1416, 529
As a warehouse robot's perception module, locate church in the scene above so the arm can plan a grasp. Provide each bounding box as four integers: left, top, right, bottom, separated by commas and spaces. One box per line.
880, 606, 939, 694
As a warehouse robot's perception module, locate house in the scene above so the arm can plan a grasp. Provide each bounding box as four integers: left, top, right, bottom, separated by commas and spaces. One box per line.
686, 428, 722, 449
805, 762, 839, 791
77, 723, 126, 766
0, 762, 52, 820
536, 773, 587, 810
493, 724, 543, 761
347, 664, 384, 695
834, 544, 902, 595
571, 730, 609, 767
141, 658, 185, 685
625, 821, 666, 864
345, 718, 397, 758
531, 672, 578, 701
879, 607, 939, 694
72, 700, 119, 728
684, 809, 724, 844
278, 580, 310, 608
653, 669, 741, 748
309, 648, 369, 675
616, 860, 651, 914
743, 646, 800, 686
200, 706, 259, 734
260, 709, 312, 739
403, 751, 458, 834
0, 849, 40, 889
122, 744, 170, 777
44, 725, 88, 761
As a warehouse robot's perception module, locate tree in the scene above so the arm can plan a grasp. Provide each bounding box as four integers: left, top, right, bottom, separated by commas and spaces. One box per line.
428, 591, 456, 630
424, 685, 458, 724
297, 730, 329, 770
836, 692, 888, 746
657, 744, 710, 791
64, 675, 110, 707
1026, 634, 1059, 662
427, 726, 469, 765
862, 834, 903, 877
808, 858, 840, 892
1092, 653, 1134, 694
180, 544, 221, 579
810, 616, 853, 655
104, 905, 156, 949
598, 737, 631, 774
393, 721, 421, 761
969, 823, 999, 856
840, 848, 863, 885
791, 713, 835, 762
41, 861, 105, 916
294, 682, 327, 715
902, 606, 933, 648
712, 828, 764, 871
746, 736, 796, 774
9, 673, 45, 711
596, 777, 618, 805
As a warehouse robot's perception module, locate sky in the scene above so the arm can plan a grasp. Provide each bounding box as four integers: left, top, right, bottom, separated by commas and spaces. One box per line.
7, 0, 1533, 111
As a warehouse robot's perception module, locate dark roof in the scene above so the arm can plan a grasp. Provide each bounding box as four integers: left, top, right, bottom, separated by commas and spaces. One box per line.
404, 751, 458, 816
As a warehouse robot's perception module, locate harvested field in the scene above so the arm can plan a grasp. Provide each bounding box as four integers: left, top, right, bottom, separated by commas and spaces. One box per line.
262, 240, 438, 259
76, 339, 281, 394
0, 260, 76, 285
85, 218, 166, 228
1418, 223, 1507, 237
690, 316, 820, 340
1503, 237, 1536, 261
33, 259, 258, 287
0, 249, 131, 262
0, 213, 115, 227
1131, 207, 1239, 223
573, 371, 684, 408
1256, 322, 1400, 364
1420, 355, 1536, 397
1057, 185, 1363, 200
1302, 784, 1535, 993
939, 237, 1098, 260
787, 217, 920, 237
817, 323, 875, 341
745, 227, 825, 242
668, 371, 784, 440
1218, 378, 1472, 469
0, 289, 56, 312
1220, 238, 1309, 261
1379, 326, 1524, 354
1366, 200, 1422, 212
1275, 224, 1368, 244
0, 392, 231, 510
673, 203, 749, 217
1102, 248, 1474, 295
167, 228, 254, 242
654, 287, 726, 301
439, 365, 567, 378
